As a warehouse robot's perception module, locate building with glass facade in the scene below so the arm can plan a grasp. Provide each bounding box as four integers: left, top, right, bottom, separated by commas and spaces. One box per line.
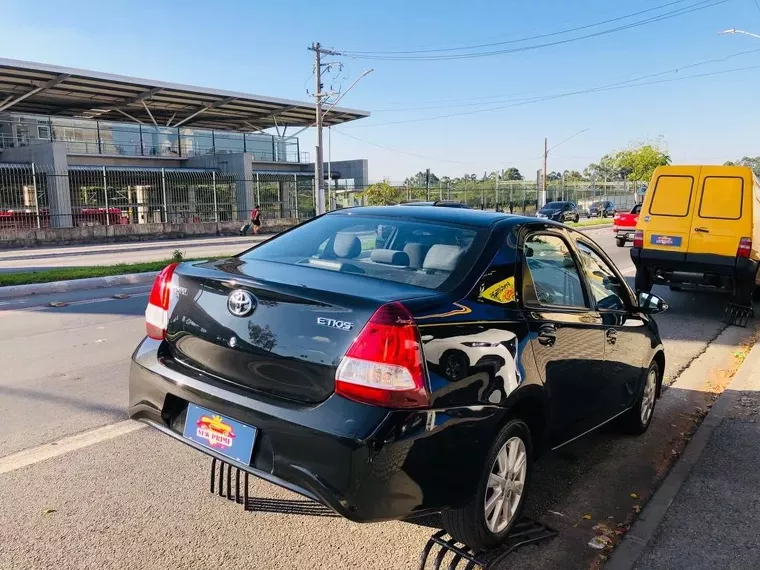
0, 58, 369, 229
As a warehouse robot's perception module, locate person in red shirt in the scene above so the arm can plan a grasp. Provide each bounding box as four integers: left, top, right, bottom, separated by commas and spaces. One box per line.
250, 205, 261, 235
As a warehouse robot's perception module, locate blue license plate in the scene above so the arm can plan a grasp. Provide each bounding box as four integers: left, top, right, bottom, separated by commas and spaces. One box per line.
183, 403, 257, 464
650, 234, 682, 247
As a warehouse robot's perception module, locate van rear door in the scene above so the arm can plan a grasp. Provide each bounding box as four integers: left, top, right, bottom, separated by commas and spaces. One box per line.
640, 168, 699, 257
687, 166, 752, 264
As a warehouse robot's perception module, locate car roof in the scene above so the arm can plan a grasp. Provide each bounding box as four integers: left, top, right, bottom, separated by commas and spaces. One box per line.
329, 206, 532, 228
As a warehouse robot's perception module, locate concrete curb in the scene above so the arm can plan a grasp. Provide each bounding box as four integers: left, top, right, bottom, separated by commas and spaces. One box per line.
0, 271, 159, 300
605, 340, 760, 570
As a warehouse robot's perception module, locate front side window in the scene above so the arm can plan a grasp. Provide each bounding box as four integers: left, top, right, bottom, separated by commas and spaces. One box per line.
575, 241, 627, 311
522, 234, 586, 308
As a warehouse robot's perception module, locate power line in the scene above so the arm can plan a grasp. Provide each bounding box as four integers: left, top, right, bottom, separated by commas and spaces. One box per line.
755, 0, 760, 14
340, 0, 696, 55
368, 45, 760, 113
336, 0, 728, 61
330, 129, 474, 165
343, 61, 760, 128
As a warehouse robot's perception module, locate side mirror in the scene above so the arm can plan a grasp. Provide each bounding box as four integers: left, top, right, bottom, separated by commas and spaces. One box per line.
638, 291, 668, 314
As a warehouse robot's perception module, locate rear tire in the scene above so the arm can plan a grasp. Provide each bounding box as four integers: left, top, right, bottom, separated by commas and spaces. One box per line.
616, 237, 626, 248
618, 360, 659, 435
574, 214, 580, 223
635, 268, 653, 292
441, 419, 533, 550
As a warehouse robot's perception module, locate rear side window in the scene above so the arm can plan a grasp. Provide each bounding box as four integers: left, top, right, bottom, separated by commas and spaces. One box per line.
699, 177, 743, 220
241, 214, 484, 291
649, 175, 694, 217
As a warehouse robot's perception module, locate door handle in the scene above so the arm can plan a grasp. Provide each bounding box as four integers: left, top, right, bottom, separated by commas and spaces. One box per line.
606, 328, 617, 345
538, 324, 557, 346
694, 227, 709, 233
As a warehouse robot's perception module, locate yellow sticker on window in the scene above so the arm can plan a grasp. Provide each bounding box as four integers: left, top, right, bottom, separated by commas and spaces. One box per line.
480, 276, 516, 304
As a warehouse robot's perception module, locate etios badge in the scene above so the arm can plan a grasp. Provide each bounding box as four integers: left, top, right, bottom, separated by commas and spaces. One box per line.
227, 290, 256, 317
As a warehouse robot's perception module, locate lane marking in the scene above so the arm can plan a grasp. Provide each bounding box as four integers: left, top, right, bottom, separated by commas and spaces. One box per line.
0, 420, 147, 475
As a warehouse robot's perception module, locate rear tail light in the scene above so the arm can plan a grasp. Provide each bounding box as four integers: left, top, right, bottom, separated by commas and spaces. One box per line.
737, 237, 752, 259
145, 263, 179, 340
335, 302, 429, 409
633, 230, 644, 248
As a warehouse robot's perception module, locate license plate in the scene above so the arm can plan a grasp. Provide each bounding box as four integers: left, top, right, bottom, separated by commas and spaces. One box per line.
537, 214, 546, 218
650, 234, 682, 247
183, 403, 257, 464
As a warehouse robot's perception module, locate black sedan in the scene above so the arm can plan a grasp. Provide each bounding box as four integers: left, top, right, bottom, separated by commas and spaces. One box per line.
536, 201, 580, 223
129, 206, 666, 550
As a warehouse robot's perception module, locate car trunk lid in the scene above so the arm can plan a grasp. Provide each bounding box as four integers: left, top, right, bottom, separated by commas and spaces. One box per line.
164, 259, 437, 404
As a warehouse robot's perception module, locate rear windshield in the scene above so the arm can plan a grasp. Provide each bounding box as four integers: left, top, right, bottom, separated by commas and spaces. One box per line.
240, 214, 485, 291
544, 202, 567, 209
649, 175, 694, 217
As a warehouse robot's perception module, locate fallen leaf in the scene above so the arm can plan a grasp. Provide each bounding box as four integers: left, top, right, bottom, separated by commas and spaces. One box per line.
588, 536, 612, 550
547, 510, 566, 518
630, 493, 639, 499
112, 293, 130, 299
42, 509, 57, 516
583, 514, 592, 520
633, 504, 641, 513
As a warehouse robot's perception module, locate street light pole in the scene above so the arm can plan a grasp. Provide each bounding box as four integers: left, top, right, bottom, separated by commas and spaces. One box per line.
720, 28, 760, 39
541, 128, 590, 208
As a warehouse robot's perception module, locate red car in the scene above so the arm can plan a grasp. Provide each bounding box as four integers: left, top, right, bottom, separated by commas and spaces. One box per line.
613, 204, 641, 247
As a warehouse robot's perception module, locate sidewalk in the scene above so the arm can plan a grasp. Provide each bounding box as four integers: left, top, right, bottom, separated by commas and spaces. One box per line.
608, 341, 760, 570
0, 234, 270, 273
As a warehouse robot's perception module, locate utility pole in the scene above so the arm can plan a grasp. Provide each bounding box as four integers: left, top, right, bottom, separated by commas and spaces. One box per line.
425, 168, 431, 201
542, 137, 548, 208
310, 42, 326, 215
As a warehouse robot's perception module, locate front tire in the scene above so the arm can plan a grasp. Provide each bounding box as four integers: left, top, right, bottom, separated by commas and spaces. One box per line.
441, 419, 533, 550
618, 360, 659, 434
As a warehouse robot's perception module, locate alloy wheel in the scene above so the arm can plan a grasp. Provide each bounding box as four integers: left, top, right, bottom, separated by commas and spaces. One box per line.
484, 436, 527, 533
640, 368, 657, 425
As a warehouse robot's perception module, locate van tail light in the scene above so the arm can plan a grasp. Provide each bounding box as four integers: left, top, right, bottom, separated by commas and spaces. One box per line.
335, 302, 429, 409
737, 237, 752, 259
633, 230, 644, 248
145, 263, 179, 340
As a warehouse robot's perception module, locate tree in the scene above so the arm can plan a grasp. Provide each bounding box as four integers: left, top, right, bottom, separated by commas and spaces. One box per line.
547, 171, 563, 181
563, 170, 584, 182
501, 167, 523, 181
361, 180, 403, 205
404, 170, 440, 187
725, 156, 760, 176
616, 144, 671, 183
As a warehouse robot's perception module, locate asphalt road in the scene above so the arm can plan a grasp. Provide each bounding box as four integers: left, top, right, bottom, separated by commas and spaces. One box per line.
0, 227, 748, 570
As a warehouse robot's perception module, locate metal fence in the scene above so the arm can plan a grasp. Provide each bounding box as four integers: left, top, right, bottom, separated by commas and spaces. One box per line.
338, 181, 640, 214
0, 164, 644, 232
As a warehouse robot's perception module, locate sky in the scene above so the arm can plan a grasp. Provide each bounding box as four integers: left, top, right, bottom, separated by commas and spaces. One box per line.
2, 0, 760, 183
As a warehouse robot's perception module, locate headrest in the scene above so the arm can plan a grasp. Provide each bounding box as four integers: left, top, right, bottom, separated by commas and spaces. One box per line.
422, 245, 463, 272
333, 234, 361, 259
370, 249, 410, 266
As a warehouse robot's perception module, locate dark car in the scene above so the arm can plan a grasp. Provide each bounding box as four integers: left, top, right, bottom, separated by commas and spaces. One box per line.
401, 200, 471, 208
536, 201, 579, 223
129, 207, 666, 550
589, 200, 617, 218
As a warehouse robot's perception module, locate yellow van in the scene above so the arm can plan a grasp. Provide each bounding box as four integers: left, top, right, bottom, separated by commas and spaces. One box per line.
631, 165, 760, 319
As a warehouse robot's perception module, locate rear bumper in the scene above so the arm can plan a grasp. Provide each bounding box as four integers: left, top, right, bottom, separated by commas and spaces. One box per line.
128, 338, 502, 522
630, 247, 758, 285
614, 227, 635, 239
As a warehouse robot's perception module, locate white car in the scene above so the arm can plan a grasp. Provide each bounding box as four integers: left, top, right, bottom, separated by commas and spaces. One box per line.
421, 329, 521, 396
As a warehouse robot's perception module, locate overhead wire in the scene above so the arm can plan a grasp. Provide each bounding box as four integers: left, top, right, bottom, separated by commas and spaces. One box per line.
329, 129, 474, 165
335, 0, 728, 61
342, 56, 760, 128
340, 0, 696, 55
369, 45, 760, 113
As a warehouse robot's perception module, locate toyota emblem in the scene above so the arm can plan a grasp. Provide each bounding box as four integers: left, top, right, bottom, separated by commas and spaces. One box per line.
227, 290, 256, 317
